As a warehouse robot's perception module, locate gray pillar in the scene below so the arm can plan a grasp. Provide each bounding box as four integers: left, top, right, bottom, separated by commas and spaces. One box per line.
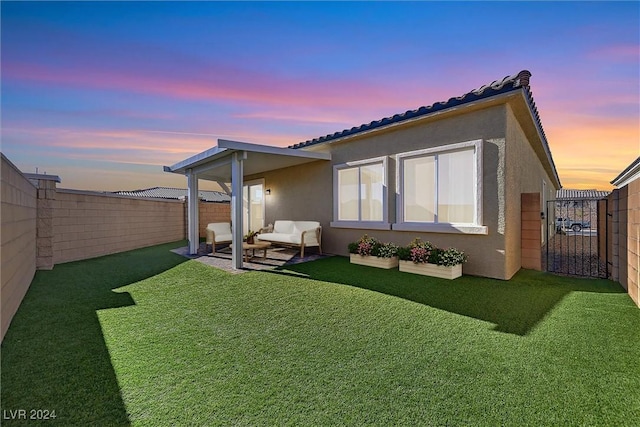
231, 151, 245, 269
187, 169, 199, 255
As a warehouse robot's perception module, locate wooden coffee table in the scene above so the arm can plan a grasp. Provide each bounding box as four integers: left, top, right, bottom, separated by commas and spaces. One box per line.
229, 241, 271, 262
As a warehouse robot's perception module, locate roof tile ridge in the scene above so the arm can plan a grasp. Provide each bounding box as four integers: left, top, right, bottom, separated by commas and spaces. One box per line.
291, 70, 533, 149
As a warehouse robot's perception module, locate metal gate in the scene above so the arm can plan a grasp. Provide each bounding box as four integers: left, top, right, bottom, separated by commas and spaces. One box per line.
544, 198, 609, 278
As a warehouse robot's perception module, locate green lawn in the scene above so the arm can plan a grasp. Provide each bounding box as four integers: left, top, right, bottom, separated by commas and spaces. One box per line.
2, 241, 639, 426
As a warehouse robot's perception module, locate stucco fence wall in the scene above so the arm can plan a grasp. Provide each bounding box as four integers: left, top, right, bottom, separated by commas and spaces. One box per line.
1, 154, 37, 341
606, 182, 640, 307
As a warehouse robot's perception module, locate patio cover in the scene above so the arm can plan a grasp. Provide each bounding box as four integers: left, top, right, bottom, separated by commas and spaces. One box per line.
164, 139, 331, 269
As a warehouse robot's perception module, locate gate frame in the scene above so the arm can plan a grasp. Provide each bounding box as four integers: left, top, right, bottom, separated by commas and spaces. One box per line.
544, 197, 609, 278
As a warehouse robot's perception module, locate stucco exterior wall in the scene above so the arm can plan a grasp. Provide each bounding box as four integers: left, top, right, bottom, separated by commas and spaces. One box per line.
1, 154, 37, 341
504, 104, 558, 278
53, 190, 185, 264
255, 106, 518, 279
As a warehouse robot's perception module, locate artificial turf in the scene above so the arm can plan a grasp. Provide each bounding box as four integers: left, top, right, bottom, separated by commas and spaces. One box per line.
1, 241, 639, 426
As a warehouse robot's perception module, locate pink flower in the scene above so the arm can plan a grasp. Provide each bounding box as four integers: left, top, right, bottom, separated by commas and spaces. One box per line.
357, 241, 373, 256
410, 246, 430, 263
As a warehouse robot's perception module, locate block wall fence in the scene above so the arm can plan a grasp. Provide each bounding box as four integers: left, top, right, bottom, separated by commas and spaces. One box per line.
52, 192, 230, 265
198, 201, 231, 238
1, 155, 38, 341
1, 154, 231, 341
605, 183, 640, 308
52, 190, 187, 264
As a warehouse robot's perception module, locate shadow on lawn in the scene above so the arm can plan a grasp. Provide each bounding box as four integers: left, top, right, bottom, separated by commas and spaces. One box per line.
0, 242, 187, 426
279, 256, 625, 336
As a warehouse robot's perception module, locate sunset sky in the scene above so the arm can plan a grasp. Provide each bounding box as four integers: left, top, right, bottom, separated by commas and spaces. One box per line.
1, 1, 638, 191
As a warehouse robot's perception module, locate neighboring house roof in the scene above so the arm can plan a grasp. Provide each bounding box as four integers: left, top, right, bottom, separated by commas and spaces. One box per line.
611, 156, 640, 188
24, 172, 62, 187
556, 189, 610, 200
113, 187, 230, 202
290, 69, 561, 188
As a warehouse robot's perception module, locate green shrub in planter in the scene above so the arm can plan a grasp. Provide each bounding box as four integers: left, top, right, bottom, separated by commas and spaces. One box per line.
372, 242, 399, 258
348, 235, 398, 258
398, 238, 467, 266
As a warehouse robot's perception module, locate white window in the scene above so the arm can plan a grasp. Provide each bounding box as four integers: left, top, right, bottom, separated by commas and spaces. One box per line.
331, 157, 389, 229
394, 140, 487, 234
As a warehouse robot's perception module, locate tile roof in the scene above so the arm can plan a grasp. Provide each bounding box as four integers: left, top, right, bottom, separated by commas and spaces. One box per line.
556, 189, 610, 200
290, 70, 538, 149
112, 187, 230, 202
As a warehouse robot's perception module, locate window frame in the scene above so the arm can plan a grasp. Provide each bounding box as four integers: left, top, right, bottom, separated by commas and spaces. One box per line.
393, 140, 487, 235
331, 156, 390, 230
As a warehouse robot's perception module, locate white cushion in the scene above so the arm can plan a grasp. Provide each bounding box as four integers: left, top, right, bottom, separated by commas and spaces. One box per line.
292, 221, 319, 234
258, 232, 300, 245
206, 223, 232, 244
273, 220, 294, 234
207, 222, 231, 235
256, 221, 320, 247
296, 221, 320, 230
213, 233, 233, 243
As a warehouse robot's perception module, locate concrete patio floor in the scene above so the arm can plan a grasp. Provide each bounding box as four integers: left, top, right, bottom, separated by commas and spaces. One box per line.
172, 243, 328, 274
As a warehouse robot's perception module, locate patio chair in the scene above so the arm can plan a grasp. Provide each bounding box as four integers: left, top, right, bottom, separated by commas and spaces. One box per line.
206, 222, 232, 253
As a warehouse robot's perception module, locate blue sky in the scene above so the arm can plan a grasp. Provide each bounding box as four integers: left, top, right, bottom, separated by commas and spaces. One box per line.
2, 1, 638, 190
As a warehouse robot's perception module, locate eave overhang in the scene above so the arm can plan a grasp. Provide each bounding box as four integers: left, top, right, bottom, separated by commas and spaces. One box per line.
164, 139, 331, 182
611, 156, 640, 188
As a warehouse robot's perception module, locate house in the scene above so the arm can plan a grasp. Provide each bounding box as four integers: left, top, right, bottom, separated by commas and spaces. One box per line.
165, 70, 561, 279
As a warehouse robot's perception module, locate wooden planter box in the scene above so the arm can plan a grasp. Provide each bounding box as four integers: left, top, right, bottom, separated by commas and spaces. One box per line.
350, 254, 399, 269
398, 260, 462, 279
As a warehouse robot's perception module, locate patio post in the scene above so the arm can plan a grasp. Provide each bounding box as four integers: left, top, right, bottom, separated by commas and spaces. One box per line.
187, 169, 199, 255
231, 151, 245, 269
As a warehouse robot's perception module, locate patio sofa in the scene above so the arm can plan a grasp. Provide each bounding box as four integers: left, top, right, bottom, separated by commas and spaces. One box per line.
257, 220, 322, 258
206, 222, 232, 253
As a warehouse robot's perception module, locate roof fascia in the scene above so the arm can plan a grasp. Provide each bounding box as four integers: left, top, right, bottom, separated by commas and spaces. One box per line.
611, 157, 640, 188
517, 90, 562, 189
23, 173, 62, 183
218, 139, 330, 160
164, 146, 229, 174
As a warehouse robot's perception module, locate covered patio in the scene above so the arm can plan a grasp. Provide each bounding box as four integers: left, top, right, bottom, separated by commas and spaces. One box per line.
164, 139, 331, 269
170, 243, 326, 274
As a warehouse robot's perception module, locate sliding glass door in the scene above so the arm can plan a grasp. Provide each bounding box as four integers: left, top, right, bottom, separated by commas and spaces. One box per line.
243, 180, 265, 235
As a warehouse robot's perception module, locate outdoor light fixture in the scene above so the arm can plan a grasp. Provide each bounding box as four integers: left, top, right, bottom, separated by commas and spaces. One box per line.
265, 189, 271, 195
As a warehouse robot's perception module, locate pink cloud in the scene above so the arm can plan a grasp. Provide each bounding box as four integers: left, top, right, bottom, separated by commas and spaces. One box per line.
545, 115, 639, 190
46, 164, 223, 192
233, 110, 356, 126
1, 125, 302, 166
588, 44, 640, 62
2, 59, 407, 112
